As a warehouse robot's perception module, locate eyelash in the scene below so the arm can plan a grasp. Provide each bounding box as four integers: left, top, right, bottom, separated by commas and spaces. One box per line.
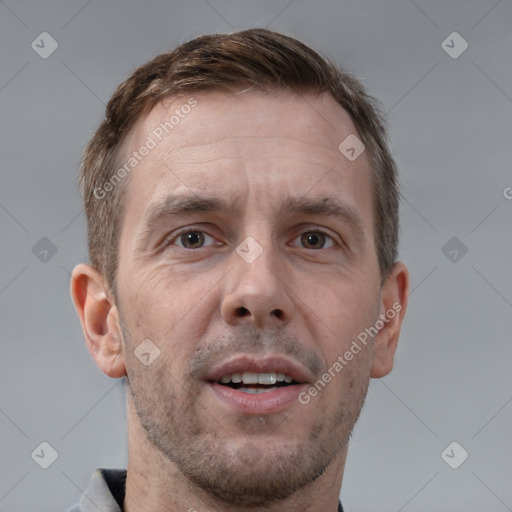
162, 227, 338, 250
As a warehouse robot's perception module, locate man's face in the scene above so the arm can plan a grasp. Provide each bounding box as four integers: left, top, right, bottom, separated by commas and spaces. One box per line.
115, 91, 382, 505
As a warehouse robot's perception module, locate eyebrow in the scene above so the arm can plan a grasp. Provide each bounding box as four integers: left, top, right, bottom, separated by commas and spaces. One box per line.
279, 195, 365, 238
136, 192, 366, 250
141, 193, 240, 229
136, 194, 240, 250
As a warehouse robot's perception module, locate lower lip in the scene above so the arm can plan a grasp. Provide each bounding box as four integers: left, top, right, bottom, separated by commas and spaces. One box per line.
208, 382, 306, 415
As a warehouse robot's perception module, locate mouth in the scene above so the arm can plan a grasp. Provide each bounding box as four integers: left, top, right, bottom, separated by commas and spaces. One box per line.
205, 356, 312, 415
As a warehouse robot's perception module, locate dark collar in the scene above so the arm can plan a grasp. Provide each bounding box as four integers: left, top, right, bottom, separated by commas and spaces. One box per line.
102, 468, 126, 506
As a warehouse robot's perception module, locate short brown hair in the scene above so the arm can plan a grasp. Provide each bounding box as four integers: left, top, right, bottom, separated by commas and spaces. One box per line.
79, 28, 399, 296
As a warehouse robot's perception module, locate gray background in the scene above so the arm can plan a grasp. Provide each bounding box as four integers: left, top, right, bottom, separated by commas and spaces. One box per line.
1, 1, 511, 511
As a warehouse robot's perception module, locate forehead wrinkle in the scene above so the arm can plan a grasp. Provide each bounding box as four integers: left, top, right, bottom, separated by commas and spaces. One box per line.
157, 152, 341, 173
149, 139, 345, 177
155, 136, 342, 165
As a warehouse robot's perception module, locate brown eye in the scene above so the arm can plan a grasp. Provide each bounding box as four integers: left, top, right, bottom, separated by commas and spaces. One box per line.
300, 231, 330, 249
181, 231, 204, 248
174, 230, 215, 249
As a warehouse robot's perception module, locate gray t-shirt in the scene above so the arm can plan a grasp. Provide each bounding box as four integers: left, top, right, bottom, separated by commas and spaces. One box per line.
69, 468, 345, 511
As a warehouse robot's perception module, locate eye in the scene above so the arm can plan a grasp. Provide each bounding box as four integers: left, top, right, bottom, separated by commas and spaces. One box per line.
292, 231, 335, 250
172, 229, 217, 249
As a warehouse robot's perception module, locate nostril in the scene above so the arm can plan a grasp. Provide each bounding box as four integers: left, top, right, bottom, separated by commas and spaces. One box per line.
233, 307, 285, 320
272, 309, 284, 319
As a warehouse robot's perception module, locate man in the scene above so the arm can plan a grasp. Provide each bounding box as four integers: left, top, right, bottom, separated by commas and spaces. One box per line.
70, 28, 409, 512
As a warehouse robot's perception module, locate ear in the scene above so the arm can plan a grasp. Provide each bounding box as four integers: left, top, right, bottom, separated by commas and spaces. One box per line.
70, 263, 126, 378
370, 261, 409, 378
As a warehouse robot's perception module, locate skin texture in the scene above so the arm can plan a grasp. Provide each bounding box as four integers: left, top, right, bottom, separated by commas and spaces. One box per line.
71, 90, 409, 512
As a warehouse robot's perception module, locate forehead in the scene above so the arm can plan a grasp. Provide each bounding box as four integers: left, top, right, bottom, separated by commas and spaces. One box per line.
117, 90, 373, 233
127, 90, 359, 158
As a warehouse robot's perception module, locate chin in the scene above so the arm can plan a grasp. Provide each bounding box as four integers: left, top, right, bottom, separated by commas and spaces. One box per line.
169, 434, 334, 508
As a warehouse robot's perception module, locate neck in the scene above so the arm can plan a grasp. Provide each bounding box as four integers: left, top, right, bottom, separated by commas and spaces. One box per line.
123, 392, 347, 512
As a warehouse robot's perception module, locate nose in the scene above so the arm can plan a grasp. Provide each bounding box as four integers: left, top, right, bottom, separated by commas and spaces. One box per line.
220, 239, 294, 329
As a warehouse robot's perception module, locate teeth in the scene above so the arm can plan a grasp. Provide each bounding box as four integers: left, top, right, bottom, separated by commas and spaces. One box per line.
242, 372, 259, 384
257, 372, 276, 385
219, 372, 294, 385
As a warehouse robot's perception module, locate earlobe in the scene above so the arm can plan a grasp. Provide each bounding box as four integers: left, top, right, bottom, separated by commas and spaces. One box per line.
70, 263, 126, 378
370, 261, 409, 378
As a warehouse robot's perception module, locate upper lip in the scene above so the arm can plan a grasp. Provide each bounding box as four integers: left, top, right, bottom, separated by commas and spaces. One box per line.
205, 355, 315, 384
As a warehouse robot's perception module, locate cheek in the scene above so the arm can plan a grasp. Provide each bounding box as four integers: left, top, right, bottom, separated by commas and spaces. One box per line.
122, 263, 221, 361
304, 276, 379, 334
128, 263, 192, 324
304, 283, 380, 388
